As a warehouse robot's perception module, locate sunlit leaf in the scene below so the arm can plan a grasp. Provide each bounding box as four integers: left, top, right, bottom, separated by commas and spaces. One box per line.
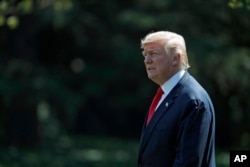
0, 14, 5, 26
6, 16, 19, 29
64, 0, 73, 10
17, 0, 33, 13
54, 1, 63, 11
228, 0, 244, 8
0, 1, 8, 11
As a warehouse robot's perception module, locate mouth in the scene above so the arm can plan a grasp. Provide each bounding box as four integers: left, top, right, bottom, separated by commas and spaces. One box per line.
147, 67, 155, 71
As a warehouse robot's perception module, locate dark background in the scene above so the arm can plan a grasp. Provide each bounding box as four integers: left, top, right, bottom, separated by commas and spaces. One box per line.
0, 0, 249, 166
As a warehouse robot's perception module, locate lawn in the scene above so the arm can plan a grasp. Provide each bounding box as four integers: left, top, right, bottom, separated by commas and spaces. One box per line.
0, 135, 229, 167
0, 135, 138, 167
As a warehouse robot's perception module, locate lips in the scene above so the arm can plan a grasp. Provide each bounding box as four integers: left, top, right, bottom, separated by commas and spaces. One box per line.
147, 67, 155, 71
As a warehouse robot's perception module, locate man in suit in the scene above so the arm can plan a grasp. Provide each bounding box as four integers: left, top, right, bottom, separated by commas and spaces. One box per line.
138, 31, 216, 167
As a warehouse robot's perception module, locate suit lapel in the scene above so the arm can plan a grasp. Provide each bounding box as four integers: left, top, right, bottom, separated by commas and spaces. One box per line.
139, 72, 189, 155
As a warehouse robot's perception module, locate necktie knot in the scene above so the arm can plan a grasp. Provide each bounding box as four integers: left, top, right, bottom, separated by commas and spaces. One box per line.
156, 87, 164, 96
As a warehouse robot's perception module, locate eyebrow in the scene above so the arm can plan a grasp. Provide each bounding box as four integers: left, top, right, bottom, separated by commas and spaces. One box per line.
142, 50, 161, 58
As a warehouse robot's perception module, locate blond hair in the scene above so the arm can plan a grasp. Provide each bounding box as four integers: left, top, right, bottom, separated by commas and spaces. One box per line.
141, 31, 190, 69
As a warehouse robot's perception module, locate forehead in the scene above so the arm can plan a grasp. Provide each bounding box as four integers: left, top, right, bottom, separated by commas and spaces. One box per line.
143, 40, 166, 51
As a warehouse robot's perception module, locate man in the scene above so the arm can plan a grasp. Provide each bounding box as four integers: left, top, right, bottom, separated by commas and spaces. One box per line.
138, 31, 216, 167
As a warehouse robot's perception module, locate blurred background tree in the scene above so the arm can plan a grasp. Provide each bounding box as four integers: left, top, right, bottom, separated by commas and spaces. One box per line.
228, 0, 250, 9
0, 0, 249, 166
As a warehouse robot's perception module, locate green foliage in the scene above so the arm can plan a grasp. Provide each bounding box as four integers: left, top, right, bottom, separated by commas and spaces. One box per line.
228, 0, 250, 9
0, 0, 74, 29
197, 48, 250, 148
228, 0, 244, 8
0, 135, 139, 167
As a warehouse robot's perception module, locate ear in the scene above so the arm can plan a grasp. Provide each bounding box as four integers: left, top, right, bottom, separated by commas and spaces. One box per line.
172, 53, 180, 66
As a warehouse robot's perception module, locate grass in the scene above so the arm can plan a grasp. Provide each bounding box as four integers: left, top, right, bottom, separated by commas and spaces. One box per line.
0, 135, 139, 167
0, 135, 230, 167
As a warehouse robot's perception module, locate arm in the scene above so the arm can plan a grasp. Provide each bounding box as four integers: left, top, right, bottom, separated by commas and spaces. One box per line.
173, 99, 213, 167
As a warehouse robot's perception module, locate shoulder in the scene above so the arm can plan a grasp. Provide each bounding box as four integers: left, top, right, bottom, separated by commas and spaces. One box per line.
178, 72, 213, 108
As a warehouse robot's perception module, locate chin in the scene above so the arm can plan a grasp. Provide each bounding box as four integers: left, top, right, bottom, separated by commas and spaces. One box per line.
148, 75, 156, 81
147, 74, 154, 80
148, 75, 161, 84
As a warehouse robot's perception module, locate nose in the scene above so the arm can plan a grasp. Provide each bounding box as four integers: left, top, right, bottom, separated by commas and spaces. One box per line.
144, 56, 152, 64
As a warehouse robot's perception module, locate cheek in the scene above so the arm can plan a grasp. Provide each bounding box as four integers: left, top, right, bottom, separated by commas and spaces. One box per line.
158, 60, 170, 71
159, 66, 169, 75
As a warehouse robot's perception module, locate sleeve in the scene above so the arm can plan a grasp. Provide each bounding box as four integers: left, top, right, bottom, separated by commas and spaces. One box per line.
172, 99, 212, 167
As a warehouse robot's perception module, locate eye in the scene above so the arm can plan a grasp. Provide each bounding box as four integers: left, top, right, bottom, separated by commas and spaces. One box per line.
150, 51, 159, 57
142, 50, 160, 58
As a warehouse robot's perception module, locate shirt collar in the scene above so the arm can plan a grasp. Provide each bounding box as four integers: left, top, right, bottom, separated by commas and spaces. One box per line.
160, 70, 185, 96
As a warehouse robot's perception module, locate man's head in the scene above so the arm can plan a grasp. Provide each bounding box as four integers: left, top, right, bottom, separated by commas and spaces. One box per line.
141, 31, 190, 85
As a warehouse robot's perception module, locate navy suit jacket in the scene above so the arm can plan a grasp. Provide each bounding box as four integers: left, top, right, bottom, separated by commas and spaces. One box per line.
138, 72, 216, 167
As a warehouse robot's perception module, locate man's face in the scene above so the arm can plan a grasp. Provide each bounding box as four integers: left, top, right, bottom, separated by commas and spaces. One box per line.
142, 40, 174, 85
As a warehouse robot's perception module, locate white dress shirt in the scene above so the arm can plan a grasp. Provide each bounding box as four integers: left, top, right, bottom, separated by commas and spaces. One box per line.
155, 70, 186, 110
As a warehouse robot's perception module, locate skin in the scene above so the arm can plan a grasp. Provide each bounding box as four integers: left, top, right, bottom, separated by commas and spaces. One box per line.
142, 39, 181, 85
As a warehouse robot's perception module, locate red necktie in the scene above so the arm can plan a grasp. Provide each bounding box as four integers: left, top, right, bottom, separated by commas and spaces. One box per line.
146, 87, 164, 126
